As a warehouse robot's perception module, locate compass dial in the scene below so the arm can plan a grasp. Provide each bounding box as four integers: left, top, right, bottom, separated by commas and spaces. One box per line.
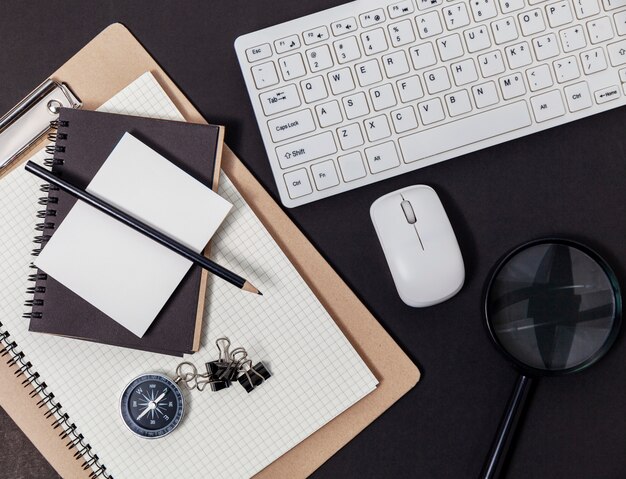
120, 374, 184, 439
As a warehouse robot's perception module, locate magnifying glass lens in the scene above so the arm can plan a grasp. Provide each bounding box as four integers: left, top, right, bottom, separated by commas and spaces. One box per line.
487, 242, 618, 373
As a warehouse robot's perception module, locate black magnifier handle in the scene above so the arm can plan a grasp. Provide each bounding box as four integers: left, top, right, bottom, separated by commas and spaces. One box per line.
481, 374, 534, 479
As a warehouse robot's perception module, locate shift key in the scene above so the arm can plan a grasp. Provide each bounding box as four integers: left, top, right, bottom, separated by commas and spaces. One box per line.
259, 84, 301, 116
276, 131, 337, 168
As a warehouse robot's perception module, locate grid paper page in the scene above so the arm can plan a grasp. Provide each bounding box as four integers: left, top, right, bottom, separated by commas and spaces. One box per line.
0, 72, 378, 479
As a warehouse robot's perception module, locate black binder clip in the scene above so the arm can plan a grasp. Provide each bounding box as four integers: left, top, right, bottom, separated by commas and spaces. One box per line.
205, 338, 234, 392
238, 360, 271, 393
204, 361, 230, 392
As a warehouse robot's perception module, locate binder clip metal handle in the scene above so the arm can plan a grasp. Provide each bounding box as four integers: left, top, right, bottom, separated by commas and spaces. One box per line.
0, 79, 81, 173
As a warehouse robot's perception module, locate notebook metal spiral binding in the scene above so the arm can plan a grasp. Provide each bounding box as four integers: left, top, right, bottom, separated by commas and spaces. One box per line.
15, 119, 112, 479
23, 120, 67, 317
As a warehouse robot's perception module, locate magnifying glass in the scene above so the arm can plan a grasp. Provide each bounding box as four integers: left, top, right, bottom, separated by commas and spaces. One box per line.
482, 238, 621, 479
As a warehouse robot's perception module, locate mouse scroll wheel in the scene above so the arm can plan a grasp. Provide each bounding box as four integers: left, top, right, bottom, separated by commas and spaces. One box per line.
401, 200, 417, 224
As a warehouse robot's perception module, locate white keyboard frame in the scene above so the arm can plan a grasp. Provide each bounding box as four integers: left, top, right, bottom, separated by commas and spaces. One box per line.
236, 0, 626, 207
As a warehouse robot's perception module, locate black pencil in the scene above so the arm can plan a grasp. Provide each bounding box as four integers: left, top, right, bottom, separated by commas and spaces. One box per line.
25, 161, 262, 295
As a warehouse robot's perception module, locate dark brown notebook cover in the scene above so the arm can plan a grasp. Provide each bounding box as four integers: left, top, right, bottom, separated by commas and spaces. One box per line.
27, 107, 224, 356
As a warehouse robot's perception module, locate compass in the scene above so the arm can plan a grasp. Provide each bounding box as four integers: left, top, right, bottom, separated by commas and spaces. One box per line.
120, 373, 184, 439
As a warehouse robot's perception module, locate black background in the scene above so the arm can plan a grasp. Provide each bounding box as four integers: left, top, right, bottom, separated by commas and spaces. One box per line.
2, 2, 626, 478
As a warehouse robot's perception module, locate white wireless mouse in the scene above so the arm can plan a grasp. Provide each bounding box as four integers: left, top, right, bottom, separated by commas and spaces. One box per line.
370, 185, 465, 308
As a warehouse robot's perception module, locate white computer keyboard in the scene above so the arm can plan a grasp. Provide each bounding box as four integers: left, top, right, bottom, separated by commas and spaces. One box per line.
235, 0, 626, 207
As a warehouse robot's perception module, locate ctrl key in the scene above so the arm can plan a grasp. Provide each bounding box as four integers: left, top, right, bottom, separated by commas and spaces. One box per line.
284, 168, 313, 199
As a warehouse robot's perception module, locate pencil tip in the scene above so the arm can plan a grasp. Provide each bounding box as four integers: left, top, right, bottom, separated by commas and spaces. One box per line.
258, 291, 263, 296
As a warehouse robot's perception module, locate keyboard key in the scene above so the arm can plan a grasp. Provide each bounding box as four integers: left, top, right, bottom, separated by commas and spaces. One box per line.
499, 72, 526, 99
416, 11, 444, 38
530, 89, 566, 121
527, 64, 554, 91
391, 106, 419, 133
364, 115, 392, 142
399, 102, 532, 162
383, 51, 411, 77
328, 68, 356, 95
306, 45, 334, 72
478, 50, 506, 77
276, 132, 337, 168
587, 17, 614, 44
338, 152, 367, 181
389, 0, 415, 18
451, 59, 479, 86
355, 59, 383, 86
246, 44, 272, 62
259, 84, 301, 116
603, 0, 626, 10
574, 0, 600, 19
301, 76, 328, 103
560, 26, 587, 52
334, 36, 362, 64
267, 109, 316, 142
465, 25, 492, 53
410, 42, 438, 70
397, 76, 425, 102
417, 97, 446, 124
607, 39, 626, 66
445, 90, 473, 116
580, 47, 608, 73
499, 0, 525, 13
416, 0, 443, 9
331, 17, 358, 36
337, 123, 365, 149
361, 28, 389, 55
316, 100, 344, 127
316, 100, 343, 126
443, 3, 471, 30
505, 42, 533, 69
519, 9, 546, 36
279, 54, 306, 81
303, 26, 330, 45
437, 34, 465, 61
533, 33, 560, 61
370, 83, 398, 110
424, 67, 452, 93
615, 11, 626, 35
311, 160, 340, 190
492, 17, 519, 44
365, 141, 401, 173
343, 92, 371, 119
471, 0, 499, 20
360, 9, 386, 27
564, 81, 593, 111
251, 62, 279, 89
546, 0, 573, 27
472, 81, 500, 108
388, 19, 417, 47
284, 168, 313, 199
620, 68, 626, 82
275, 35, 301, 54
553, 56, 581, 82
594, 85, 621, 103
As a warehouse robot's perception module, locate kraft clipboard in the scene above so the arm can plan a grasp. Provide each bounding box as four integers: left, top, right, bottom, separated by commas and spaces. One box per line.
0, 24, 420, 478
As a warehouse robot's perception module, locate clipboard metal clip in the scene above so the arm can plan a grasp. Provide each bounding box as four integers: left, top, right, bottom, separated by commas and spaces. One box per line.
0, 79, 82, 173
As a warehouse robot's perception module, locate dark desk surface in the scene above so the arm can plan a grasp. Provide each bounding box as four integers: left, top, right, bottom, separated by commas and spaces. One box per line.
2, 1, 626, 478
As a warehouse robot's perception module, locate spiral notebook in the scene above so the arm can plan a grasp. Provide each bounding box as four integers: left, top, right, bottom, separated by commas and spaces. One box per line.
28, 107, 229, 350
0, 72, 378, 478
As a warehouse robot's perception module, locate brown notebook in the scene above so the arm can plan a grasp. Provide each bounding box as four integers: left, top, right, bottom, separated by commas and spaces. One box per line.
26, 107, 225, 356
